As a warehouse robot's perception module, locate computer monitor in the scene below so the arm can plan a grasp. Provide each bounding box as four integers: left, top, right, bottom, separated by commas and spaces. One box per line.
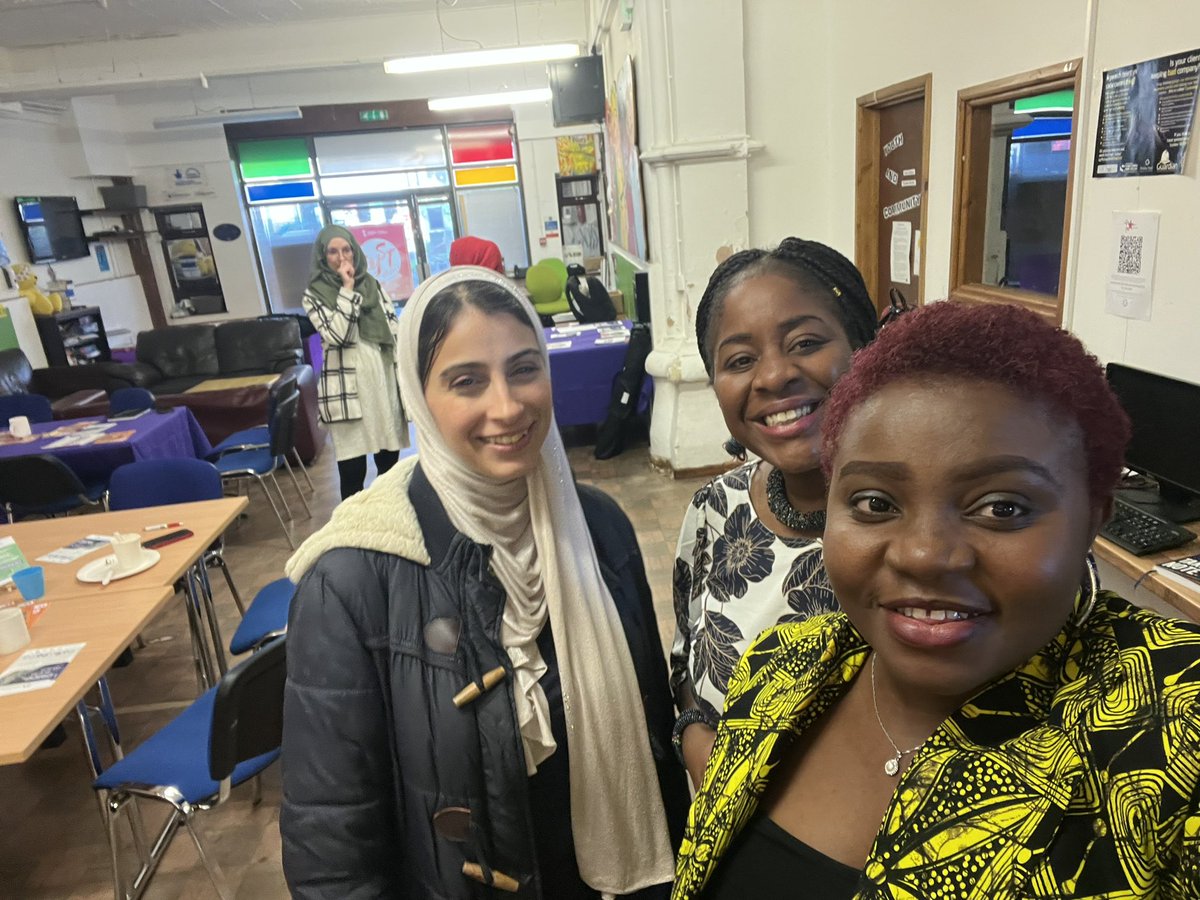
1106, 362, 1200, 522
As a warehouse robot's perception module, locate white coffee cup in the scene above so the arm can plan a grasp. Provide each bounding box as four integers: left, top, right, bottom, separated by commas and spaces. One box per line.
8, 415, 31, 438
111, 532, 145, 573
0, 607, 31, 655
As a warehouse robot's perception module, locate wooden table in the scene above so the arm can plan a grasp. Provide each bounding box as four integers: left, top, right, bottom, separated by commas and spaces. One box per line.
0, 498, 248, 600
1094, 524, 1200, 622
185, 374, 279, 393
0, 585, 174, 765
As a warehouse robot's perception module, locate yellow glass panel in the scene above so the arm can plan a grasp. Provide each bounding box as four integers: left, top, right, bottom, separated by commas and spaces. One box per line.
453, 164, 518, 187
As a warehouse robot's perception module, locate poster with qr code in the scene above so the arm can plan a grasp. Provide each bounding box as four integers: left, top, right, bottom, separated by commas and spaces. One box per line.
1106, 211, 1159, 320
1094, 49, 1200, 177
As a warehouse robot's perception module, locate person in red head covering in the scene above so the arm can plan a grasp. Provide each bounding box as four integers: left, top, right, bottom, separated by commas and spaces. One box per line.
449, 236, 505, 273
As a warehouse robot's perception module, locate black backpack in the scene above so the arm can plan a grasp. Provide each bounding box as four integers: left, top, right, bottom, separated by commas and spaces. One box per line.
594, 322, 652, 460
566, 265, 618, 324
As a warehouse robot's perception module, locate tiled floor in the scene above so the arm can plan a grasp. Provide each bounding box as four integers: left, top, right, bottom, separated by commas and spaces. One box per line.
0, 432, 707, 899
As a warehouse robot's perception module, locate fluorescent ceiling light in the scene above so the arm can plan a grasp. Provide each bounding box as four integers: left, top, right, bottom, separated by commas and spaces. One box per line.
385, 43, 579, 75
152, 106, 303, 130
428, 88, 552, 112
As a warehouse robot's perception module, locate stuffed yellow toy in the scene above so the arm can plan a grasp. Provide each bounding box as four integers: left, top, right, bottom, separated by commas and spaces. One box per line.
12, 263, 54, 316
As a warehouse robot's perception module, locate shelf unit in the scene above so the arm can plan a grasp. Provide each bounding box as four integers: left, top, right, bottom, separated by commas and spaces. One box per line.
36, 306, 112, 366
80, 208, 156, 242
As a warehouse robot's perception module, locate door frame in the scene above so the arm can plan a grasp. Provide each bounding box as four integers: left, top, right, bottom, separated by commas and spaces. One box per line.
854, 73, 933, 312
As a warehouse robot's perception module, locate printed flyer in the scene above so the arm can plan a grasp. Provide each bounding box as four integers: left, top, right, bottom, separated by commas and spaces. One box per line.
1094, 48, 1200, 177
0, 643, 85, 696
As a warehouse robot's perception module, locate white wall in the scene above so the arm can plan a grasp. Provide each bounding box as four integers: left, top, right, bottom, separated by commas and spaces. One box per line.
1071, 0, 1200, 385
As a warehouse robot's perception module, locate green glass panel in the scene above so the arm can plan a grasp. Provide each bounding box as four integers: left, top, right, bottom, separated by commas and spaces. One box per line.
1014, 90, 1074, 115
238, 138, 312, 180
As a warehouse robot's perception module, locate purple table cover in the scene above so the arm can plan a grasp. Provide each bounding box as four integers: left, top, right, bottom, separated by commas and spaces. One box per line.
545, 321, 652, 427
0, 407, 214, 484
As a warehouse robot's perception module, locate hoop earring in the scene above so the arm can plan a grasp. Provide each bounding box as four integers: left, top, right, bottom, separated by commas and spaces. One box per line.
1076, 552, 1099, 628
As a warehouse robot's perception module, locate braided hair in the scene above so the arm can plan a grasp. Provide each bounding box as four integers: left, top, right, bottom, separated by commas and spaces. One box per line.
694, 237, 878, 379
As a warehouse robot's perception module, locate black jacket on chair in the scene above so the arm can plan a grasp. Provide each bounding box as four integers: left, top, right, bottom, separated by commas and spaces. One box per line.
280, 458, 688, 899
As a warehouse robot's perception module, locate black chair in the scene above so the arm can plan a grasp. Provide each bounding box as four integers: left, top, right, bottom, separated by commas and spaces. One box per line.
207, 373, 314, 493
0, 392, 53, 426
93, 636, 286, 900
0, 454, 108, 520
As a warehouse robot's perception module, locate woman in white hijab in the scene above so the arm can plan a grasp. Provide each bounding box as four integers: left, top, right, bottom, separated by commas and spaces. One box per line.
280, 266, 687, 899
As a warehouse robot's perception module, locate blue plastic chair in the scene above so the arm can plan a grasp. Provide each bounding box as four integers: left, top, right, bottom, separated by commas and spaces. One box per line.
0, 454, 108, 520
214, 390, 309, 549
93, 636, 286, 900
108, 387, 156, 415
0, 392, 53, 426
108, 458, 246, 615
229, 578, 294, 655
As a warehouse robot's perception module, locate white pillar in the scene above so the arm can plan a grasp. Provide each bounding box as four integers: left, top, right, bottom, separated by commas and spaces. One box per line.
599, 0, 758, 472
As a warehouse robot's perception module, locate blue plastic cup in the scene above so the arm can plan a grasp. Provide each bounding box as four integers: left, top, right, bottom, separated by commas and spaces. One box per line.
11, 566, 45, 602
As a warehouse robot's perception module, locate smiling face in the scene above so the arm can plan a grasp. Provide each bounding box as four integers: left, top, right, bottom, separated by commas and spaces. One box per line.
822, 377, 1108, 703
423, 305, 552, 481
711, 273, 855, 476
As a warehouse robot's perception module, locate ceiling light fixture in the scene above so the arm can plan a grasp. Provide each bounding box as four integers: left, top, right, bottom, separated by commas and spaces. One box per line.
385, 43, 579, 75
152, 106, 303, 129
427, 88, 552, 112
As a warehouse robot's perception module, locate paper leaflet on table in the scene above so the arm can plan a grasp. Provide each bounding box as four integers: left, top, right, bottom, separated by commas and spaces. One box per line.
37, 535, 113, 565
0, 536, 29, 585
0, 643, 85, 695
1157, 553, 1200, 591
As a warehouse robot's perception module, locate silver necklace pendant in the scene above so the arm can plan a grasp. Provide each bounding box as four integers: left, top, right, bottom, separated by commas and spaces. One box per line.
884, 754, 901, 776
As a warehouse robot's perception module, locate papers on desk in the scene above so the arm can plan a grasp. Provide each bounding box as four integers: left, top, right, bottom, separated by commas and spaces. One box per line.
0, 537, 30, 586
1157, 554, 1200, 592
0, 643, 85, 696
546, 340, 573, 350
37, 535, 113, 565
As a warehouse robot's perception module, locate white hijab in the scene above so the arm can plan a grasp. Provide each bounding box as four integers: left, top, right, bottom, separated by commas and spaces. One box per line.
398, 266, 674, 894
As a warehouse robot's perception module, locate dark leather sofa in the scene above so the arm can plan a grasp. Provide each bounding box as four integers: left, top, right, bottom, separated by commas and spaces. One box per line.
0, 347, 113, 403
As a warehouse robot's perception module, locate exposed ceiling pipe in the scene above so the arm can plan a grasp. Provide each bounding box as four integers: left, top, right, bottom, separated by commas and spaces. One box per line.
590, 0, 619, 54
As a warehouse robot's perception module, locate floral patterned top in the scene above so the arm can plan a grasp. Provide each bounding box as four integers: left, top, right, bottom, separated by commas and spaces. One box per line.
670, 460, 837, 717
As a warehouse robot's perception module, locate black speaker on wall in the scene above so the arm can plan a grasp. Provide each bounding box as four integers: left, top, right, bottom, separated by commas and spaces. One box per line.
548, 54, 606, 127
633, 271, 651, 323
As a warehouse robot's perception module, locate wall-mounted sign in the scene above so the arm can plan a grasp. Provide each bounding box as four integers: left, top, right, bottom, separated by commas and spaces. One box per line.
359, 109, 390, 123
1094, 48, 1200, 177
212, 223, 242, 242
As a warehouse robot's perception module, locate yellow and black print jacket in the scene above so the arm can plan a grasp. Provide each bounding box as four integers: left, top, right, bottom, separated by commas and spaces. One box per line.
673, 592, 1200, 899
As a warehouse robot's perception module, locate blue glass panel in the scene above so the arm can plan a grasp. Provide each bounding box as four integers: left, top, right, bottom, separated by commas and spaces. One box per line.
246, 181, 318, 203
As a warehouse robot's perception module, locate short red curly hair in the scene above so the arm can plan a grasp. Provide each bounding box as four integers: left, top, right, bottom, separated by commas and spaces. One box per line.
820, 301, 1131, 501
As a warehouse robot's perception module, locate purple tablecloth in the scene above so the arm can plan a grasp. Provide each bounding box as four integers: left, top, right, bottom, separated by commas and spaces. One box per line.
0, 407, 213, 484
545, 321, 652, 427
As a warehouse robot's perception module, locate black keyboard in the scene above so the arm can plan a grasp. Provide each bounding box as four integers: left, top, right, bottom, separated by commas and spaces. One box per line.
1100, 499, 1196, 556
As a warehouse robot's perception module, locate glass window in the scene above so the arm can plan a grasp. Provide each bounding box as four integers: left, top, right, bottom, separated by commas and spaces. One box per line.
418, 199, 455, 277
315, 129, 448, 175
448, 124, 516, 165
238, 138, 312, 180
329, 202, 419, 301
246, 181, 318, 203
457, 186, 529, 270
453, 164, 518, 188
248, 202, 325, 310
319, 170, 450, 197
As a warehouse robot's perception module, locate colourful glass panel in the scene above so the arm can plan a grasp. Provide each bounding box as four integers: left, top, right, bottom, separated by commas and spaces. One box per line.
448, 124, 516, 165
238, 139, 312, 180
246, 181, 318, 203
453, 165, 518, 187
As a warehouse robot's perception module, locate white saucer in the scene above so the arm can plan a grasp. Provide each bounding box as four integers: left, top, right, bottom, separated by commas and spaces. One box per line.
76, 550, 161, 584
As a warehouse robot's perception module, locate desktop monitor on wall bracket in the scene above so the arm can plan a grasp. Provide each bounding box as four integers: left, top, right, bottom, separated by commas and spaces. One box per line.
1106, 362, 1200, 523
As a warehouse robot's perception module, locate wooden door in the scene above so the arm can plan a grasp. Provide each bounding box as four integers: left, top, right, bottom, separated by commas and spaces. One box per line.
855, 75, 932, 315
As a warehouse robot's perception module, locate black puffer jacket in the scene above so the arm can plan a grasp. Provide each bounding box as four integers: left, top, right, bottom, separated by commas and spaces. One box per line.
280, 458, 688, 898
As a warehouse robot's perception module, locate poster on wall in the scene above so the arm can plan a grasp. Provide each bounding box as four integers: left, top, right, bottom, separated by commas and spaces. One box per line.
1105, 210, 1160, 321
1094, 48, 1200, 177
556, 135, 598, 176
603, 56, 649, 261
348, 224, 414, 301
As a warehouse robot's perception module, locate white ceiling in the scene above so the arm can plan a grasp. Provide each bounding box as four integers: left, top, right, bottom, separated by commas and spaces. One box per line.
0, 0, 533, 49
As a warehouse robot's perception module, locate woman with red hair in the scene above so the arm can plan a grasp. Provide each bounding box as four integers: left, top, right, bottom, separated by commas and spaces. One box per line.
673, 301, 1200, 899
449, 236, 505, 273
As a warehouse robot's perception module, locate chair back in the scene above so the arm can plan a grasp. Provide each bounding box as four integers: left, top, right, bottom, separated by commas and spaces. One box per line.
267, 390, 299, 459
0, 392, 53, 426
209, 635, 286, 791
108, 458, 222, 510
265, 372, 298, 422
0, 454, 90, 509
109, 387, 156, 415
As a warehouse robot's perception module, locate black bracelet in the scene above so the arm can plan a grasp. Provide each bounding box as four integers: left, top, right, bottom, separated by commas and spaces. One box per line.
671, 708, 717, 765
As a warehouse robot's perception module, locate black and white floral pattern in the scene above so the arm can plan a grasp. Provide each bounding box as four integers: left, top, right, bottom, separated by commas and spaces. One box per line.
670, 461, 839, 710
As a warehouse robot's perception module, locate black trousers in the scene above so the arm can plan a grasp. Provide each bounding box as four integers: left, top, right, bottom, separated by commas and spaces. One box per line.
337, 450, 400, 500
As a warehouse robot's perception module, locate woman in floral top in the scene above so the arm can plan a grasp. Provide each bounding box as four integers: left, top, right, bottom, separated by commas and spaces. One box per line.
670, 238, 879, 786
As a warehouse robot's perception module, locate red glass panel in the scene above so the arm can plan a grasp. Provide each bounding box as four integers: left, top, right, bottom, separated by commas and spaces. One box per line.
449, 124, 516, 165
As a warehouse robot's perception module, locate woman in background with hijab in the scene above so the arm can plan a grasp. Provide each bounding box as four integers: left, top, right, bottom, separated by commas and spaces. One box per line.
303, 224, 408, 500
449, 235, 506, 273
